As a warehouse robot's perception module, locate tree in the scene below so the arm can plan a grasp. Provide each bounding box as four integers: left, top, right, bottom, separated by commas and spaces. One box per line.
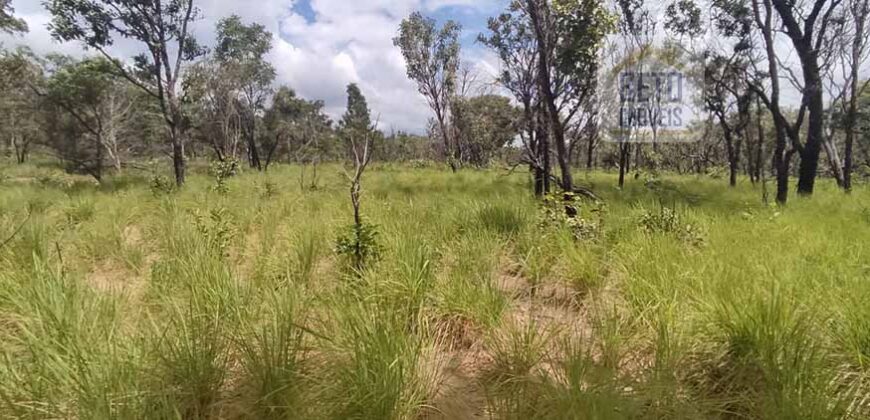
339, 84, 378, 272
45, 0, 206, 186
0, 49, 42, 164
841, 0, 870, 191
742, 0, 845, 202
705, 56, 754, 187
479, 3, 550, 195
44, 57, 136, 178
264, 86, 332, 184
526, 0, 614, 192
394, 12, 462, 171
0, 0, 26, 34
669, 0, 754, 187
185, 59, 244, 163
214, 15, 276, 171
452, 94, 519, 166
482, 0, 612, 194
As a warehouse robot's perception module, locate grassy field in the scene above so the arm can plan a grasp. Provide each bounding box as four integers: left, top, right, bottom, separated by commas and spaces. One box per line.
0, 161, 869, 419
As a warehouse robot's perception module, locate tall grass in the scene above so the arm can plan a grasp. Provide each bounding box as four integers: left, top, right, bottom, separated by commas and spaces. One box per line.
0, 162, 868, 418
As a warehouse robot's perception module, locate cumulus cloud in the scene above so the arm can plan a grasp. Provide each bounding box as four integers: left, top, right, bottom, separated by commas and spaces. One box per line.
2, 0, 504, 133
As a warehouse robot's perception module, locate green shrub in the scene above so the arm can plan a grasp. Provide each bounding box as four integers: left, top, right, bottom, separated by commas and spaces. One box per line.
209, 158, 240, 195
540, 192, 604, 241
149, 175, 175, 196
638, 205, 704, 246
335, 221, 381, 272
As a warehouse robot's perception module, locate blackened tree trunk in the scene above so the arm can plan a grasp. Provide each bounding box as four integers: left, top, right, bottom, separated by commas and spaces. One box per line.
796, 54, 824, 195
536, 101, 551, 196
618, 142, 630, 189
246, 118, 262, 170
527, 0, 572, 192
171, 130, 186, 187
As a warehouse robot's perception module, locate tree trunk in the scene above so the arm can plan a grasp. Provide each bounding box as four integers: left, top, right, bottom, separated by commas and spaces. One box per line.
527, 0, 572, 191
772, 125, 791, 204
725, 131, 738, 187
843, 0, 867, 192
171, 129, 186, 187
247, 117, 262, 171
536, 102, 551, 196
618, 142, 630, 189
796, 54, 824, 195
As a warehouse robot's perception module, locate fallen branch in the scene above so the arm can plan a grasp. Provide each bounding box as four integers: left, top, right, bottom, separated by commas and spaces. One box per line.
0, 210, 32, 250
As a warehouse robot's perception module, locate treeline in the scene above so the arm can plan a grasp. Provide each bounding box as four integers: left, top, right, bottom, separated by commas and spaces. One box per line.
1, 0, 869, 203
397, 0, 870, 203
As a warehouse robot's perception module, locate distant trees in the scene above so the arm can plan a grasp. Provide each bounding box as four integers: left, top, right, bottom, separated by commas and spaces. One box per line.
45, 0, 206, 186
452, 95, 519, 166
480, 0, 612, 194
44, 57, 136, 178
0, 0, 26, 34
0, 0, 864, 199
214, 15, 276, 171
264, 86, 332, 182
0, 49, 42, 164
394, 12, 462, 171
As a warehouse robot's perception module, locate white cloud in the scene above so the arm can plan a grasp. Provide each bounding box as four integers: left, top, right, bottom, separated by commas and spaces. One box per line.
2, 0, 505, 133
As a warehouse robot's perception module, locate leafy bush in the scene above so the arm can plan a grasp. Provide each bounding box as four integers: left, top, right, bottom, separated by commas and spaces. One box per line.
192, 207, 237, 257
335, 221, 381, 272
150, 175, 175, 196
540, 192, 604, 240
638, 205, 704, 246
209, 158, 240, 195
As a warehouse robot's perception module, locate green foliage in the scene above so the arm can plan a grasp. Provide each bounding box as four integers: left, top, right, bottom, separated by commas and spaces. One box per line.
393, 12, 461, 96
453, 94, 519, 166
335, 221, 381, 271
192, 207, 237, 257
0, 0, 26, 34
149, 175, 175, 196
340, 83, 372, 136
637, 205, 704, 246
208, 158, 240, 194
540, 192, 604, 240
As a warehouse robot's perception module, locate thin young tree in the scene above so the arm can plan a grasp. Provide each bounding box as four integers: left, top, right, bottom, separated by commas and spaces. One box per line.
214, 15, 276, 171
479, 3, 550, 195
841, 0, 870, 191
45, 0, 206, 186
339, 84, 378, 272
394, 12, 462, 171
